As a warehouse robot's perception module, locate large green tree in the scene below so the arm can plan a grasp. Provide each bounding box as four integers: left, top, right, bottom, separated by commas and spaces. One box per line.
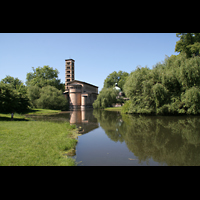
175, 33, 200, 58
1, 75, 23, 89
0, 82, 29, 113
1, 75, 27, 95
26, 65, 65, 91
103, 70, 129, 91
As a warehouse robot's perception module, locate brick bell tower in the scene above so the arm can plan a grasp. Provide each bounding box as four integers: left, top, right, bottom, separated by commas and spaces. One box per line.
65, 59, 75, 91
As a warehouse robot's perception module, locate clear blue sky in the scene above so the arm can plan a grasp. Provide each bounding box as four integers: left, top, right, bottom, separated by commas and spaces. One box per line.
0, 33, 179, 91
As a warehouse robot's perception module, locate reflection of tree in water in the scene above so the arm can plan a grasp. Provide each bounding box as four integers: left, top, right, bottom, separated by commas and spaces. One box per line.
93, 110, 124, 143
93, 110, 200, 166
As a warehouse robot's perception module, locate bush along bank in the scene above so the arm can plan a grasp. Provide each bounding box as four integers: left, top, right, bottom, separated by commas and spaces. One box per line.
122, 53, 200, 115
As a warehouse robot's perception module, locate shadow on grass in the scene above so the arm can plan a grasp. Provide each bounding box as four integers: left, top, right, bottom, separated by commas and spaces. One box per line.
0, 116, 29, 121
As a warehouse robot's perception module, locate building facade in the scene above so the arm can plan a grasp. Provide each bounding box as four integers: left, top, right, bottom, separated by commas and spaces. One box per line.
64, 59, 98, 110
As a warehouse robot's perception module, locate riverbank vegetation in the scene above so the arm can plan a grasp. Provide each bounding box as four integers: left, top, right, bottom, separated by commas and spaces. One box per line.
94, 33, 200, 115
122, 53, 200, 115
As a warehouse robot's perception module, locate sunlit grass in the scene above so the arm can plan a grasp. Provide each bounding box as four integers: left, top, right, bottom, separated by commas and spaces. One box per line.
0, 109, 78, 166
26, 108, 61, 115
104, 106, 123, 112
0, 121, 78, 166
0, 109, 61, 121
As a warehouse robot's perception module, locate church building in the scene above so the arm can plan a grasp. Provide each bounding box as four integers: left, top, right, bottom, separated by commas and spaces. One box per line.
63, 59, 98, 110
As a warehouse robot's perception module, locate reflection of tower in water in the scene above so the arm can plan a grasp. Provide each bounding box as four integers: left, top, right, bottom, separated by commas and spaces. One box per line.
69, 110, 99, 135
70, 110, 88, 124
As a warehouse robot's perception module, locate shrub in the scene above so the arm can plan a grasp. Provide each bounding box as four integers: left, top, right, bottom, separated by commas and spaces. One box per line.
36, 86, 68, 110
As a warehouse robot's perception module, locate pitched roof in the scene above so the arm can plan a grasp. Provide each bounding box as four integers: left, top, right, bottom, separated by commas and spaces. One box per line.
67, 80, 98, 88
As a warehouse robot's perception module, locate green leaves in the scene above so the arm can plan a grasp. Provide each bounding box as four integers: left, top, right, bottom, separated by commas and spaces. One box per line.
1, 64, 67, 113
26, 65, 64, 91
103, 70, 129, 91
94, 75, 125, 108
152, 83, 169, 108
175, 33, 200, 58
93, 87, 118, 109
28, 85, 68, 110
36, 86, 68, 110
0, 82, 29, 113
122, 53, 200, 115
181, 87, 200, 114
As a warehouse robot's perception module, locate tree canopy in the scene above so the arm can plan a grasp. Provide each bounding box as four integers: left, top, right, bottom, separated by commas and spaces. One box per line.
93, 70, 129, 109
103, 70, 129, 91
122, 53, 200, 115
26, 65, 65, 91
0, 65, 69, 113
175, 33, 200, 58
1, 75, 23, 90
35, 85, 68, 110
93, 87, 119, 109
0, 82, 30, 113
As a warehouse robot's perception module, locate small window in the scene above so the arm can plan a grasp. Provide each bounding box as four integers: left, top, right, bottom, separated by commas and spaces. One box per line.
67, 71, 70, 73
67, 75, 70, 77
67, 66, 70, 69
67, 79, 70, 82
67, 62, 70, 65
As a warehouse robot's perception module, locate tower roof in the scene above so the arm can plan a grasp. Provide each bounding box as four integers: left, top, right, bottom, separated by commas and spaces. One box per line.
65, 59, 75, 62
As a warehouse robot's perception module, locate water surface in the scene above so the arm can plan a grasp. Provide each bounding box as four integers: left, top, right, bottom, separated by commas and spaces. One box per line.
31, 109, 200, 166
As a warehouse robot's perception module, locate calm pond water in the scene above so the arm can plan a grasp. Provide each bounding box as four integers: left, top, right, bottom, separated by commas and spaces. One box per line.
31, 109, 200, 166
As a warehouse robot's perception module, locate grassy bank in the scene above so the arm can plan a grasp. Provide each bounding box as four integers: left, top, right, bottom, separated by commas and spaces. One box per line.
0, 109, 61, 121
104, 107, 123, 112
0, 109, 79, 166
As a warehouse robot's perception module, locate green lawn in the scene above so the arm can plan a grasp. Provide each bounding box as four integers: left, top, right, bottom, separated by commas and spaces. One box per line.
25, 108, 61, 115
0, 109, 78, 166
0, 109, 61, 121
